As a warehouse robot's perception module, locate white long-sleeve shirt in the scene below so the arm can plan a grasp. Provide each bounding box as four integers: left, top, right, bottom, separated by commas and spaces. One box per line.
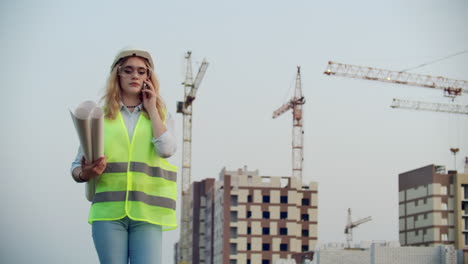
70, 103, 176, 174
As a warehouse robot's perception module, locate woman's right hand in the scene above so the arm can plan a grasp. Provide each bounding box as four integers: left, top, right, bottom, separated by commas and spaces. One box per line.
81, 156, 107, 181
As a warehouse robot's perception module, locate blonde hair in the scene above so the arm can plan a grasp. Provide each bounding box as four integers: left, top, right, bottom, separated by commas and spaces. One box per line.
102, 57, 166, 121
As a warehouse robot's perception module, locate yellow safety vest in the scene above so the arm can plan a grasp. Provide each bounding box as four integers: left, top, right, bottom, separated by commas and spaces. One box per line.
88, 112, 178, 231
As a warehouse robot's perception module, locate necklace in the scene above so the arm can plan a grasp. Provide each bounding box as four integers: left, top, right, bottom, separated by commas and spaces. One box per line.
126, 103, 140, 108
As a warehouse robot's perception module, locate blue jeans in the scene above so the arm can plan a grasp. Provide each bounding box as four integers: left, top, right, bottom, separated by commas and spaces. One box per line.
92, 217, 162, 264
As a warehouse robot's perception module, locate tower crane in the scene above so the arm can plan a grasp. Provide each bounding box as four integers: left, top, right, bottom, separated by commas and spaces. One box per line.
324, 60, 468, 171
273, 66, 305, 183
176, 51, 209, 264
345, 208, 372, 248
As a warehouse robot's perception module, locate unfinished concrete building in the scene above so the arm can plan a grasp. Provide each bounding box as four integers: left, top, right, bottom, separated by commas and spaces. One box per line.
183, 166, 318, 264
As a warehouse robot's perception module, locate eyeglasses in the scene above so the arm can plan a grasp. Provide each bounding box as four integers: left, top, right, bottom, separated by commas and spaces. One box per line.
118, 66, 150, 77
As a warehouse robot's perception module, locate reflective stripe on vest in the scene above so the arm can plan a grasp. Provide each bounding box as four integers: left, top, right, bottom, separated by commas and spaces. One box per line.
93, 191, 176, 210
88, 111, 178, 231
104, 161, 177, 182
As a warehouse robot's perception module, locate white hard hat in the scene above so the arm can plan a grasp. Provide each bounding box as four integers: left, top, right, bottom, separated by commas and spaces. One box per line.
111, 46, 154, 71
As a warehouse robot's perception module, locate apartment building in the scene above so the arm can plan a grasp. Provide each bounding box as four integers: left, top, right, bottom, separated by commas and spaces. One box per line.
182, 166, 318, 264
399, 164, 455, 247
399, 160, 468, 260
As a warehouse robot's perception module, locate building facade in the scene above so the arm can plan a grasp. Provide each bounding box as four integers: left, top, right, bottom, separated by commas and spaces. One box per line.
398, 161, 468, 260
191, 178, 216, 264
399, 164, 456, 247
182, 166, 318, 264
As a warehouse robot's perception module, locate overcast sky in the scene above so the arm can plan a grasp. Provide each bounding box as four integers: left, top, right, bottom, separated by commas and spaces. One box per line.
1, 0, 467, 263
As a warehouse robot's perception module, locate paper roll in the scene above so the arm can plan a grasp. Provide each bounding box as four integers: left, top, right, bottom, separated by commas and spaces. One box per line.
70, 100, 103, 202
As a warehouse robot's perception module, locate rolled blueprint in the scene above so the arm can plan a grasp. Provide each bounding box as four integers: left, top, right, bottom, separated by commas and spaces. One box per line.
70, 101, 104, 202
90, 106, 104, 161
70, 101, 97, 162
86, 106, 104, 201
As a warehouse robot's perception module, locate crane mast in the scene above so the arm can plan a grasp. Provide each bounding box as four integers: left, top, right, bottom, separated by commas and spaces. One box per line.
273, 66, 305, 183
177, 51, 209, 264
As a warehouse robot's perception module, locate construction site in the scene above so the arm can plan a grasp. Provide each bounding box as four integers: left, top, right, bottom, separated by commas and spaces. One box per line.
3, 1, 468, 264
173, 52, 468, 264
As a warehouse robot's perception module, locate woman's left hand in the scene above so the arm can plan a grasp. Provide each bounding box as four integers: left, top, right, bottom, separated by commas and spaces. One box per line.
142, 80, 158, 114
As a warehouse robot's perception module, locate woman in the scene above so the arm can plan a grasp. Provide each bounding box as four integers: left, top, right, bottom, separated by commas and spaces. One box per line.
71, 47, 177, 264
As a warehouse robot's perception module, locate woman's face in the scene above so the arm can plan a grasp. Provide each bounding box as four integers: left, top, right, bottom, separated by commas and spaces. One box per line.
118, 57, 150, 97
